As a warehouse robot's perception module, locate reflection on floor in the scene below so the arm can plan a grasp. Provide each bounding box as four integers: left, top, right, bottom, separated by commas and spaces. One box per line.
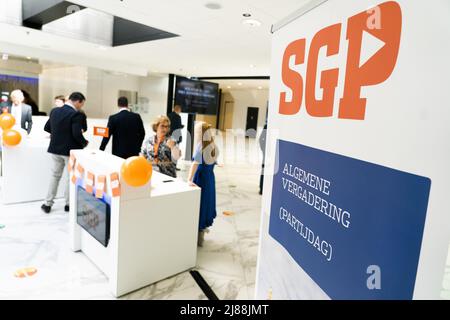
0, 141, 263, 300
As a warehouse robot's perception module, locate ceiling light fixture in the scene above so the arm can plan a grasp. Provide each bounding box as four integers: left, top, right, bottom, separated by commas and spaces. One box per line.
205, 3, 222, 10
238, 82, 243, 86
2, 53, 8, 60
250, 64, 255, 68
227, 86, 231, 89
243, 13, 251, 17
258, 86, 263, 90
242, 19, 262, 27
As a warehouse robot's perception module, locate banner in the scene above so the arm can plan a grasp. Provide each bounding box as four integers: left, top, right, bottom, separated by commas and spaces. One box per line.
256, 0, 450, 299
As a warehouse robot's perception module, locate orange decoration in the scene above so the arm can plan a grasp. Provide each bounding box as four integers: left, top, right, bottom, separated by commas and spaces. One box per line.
110, 172, 121, 197
14, 267, 37, 278
2, 129, 21, 146
96, 175, 106, 199
121, 156, 152, 187
94, 126, 109, 138
0, 112, 15, 130
86, 172, 95, 194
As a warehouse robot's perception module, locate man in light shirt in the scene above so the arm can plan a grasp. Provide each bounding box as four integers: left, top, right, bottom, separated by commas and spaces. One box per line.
7, 90, 33, 134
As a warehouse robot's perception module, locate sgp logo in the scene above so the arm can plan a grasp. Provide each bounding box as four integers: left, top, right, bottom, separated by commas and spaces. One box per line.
279, 1, 402, 120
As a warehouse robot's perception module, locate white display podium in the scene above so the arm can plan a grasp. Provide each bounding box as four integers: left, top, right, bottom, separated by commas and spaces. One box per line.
68, 150, 201, 297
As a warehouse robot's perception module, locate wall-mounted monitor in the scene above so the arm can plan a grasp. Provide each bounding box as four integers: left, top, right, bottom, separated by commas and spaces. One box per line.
76, 186, 111, 247
175, 77, 219, 115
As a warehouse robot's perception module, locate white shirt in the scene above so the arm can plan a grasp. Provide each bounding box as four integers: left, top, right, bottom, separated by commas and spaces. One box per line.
11, 104, 22, 128
118, 107, 129, 113
66, 101, 77, 111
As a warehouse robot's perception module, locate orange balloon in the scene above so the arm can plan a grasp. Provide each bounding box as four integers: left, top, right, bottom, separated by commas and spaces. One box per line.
0, 112, 15, 130
2, 129, 22, 146
121, 156, 153, 187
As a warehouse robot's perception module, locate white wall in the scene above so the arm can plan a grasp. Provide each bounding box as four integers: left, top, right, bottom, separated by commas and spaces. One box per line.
227, 89, 269, 131
138, 75, 169, 125
96, 71, 140, 118
39, 67, 167, 122
0, 59, 42, 76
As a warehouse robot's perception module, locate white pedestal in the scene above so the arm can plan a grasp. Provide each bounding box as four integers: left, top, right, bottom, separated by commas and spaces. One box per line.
1, 134, 64, 204
69, 150, 201, 297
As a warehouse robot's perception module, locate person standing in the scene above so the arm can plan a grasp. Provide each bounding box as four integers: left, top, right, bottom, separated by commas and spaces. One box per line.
167, 104, 184, 144
41, 92, 89, 214
187, 122, 218, 247
7, 90, 33, 134
54, 95, 66, 108
100, 97, 146, 159
141, 115, 181, 178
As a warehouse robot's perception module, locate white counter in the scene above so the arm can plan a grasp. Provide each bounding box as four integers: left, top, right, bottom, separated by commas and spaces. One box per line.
1, 133, 65, 204
69, 150, 201, 297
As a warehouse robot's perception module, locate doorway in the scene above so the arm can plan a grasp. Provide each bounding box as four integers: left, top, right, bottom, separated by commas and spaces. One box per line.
245, 107, 259, 138
220, 100, 234, 131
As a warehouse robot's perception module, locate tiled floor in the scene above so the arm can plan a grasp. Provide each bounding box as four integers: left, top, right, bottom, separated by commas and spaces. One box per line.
0, 139, 263, 300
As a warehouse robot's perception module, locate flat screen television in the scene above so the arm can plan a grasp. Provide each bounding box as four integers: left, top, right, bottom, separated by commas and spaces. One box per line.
175, 77, 219, 115
76, 186, 111, 247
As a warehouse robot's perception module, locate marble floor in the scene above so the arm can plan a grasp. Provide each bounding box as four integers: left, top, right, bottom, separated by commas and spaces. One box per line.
0, 139, 263, 300
1, 137, 449, 300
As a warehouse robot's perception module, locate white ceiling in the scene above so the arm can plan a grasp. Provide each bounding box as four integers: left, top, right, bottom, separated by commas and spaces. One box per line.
214, 79, 270, 91
0, 0, 310, 77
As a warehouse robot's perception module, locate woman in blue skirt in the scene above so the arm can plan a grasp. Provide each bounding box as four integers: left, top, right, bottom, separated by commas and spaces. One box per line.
188, 122, 219, 247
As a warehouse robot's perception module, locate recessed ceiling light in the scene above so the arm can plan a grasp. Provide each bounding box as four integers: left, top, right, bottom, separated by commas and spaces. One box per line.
250, 64, 255, 68
27, 57, 31, 60
2, 53, 8, 60
242, 19, 262, 27
238, 82, 243, 86
243, 13, 251, 17
227, 86, 231, 89
258, 86, 263, 90
205, 2, 222, 10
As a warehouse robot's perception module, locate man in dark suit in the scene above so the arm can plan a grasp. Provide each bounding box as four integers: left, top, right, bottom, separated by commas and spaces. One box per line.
167, 104, 184, 143
100, 97, 146, 159
41, 92, 89, 214
8, 90, 33, 134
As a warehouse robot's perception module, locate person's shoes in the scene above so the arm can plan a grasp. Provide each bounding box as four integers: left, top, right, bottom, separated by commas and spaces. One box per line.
64, 205, 70, 212
41, 204, 51, 214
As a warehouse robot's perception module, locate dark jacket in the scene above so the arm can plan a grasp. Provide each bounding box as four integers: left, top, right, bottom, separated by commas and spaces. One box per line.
168, 111, 184, 143
44, 105, 88, 156
6, 103, 33, 134
99, 109, 146, 159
